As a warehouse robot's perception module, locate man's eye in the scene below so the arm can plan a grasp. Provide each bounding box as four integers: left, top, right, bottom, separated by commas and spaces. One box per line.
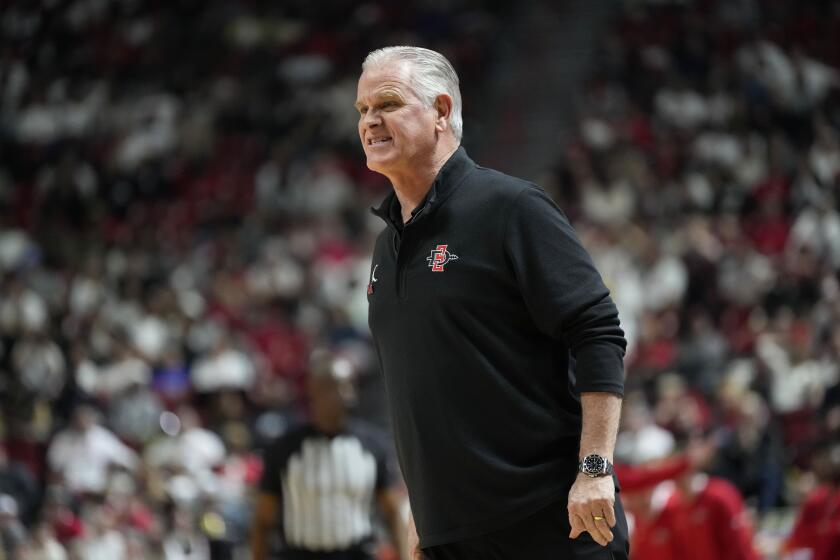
358, 107, 367, 115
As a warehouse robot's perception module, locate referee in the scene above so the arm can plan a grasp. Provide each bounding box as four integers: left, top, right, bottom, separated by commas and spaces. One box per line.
251, 352, 408, 560
357, 46, 630, 559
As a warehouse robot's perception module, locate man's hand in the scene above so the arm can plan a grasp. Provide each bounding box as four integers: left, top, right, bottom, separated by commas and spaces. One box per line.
568, 474, 616, 546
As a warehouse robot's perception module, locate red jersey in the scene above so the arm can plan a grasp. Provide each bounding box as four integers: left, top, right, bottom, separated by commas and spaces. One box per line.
786, 485, 840, 560
679, 476, 759, 560
631, 482, 690, 560
632, 477, 759, 560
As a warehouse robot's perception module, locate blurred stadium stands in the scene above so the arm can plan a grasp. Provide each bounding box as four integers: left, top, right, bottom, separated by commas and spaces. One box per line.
0, 0, 839, 558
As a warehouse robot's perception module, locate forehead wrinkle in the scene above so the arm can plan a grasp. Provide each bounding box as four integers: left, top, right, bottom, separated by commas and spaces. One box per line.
357, 62, 416, 103
355, 83, 410, 111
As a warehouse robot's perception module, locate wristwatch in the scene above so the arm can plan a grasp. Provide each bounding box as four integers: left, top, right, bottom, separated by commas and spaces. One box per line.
578, 454, 614, 478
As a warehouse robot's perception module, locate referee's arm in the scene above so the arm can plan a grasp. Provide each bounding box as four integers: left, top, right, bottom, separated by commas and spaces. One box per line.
377, 487, 411, 560
251, 491, 278, 560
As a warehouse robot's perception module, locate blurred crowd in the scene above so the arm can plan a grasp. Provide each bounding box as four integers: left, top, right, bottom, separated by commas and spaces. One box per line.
0, 0, 503, 558
547, 0, 840, 557
1, 0, 839, 558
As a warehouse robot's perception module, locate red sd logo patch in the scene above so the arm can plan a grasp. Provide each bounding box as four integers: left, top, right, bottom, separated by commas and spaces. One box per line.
426, 244, 459, 272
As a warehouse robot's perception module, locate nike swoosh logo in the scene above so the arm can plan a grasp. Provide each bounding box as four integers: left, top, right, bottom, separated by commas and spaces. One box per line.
371, 264, 379, 282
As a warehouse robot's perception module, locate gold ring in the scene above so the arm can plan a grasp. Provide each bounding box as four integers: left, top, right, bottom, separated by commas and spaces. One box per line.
593, 516, 605, 521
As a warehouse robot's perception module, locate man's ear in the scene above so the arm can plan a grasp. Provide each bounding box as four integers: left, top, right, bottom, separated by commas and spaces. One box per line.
433, 93, 454, 134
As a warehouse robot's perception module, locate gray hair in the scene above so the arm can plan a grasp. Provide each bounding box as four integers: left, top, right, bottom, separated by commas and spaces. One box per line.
363, 46, 463, 141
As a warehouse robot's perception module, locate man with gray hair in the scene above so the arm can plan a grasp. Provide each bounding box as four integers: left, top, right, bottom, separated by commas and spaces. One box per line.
359, 46, 629, 559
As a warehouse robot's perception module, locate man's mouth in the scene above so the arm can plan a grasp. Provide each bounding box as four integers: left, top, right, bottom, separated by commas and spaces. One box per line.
367, 136, 392, 146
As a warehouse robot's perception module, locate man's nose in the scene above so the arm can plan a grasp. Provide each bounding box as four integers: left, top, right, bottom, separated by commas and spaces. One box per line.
363, 109, 381, 128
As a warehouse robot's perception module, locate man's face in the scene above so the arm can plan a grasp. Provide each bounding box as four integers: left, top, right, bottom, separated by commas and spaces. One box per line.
308, 375, 355, 419
356, 61, 439, 176
72, 407, 95, 432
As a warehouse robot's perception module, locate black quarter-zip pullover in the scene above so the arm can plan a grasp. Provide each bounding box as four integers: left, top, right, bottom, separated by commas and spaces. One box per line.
367, 147, 626, 547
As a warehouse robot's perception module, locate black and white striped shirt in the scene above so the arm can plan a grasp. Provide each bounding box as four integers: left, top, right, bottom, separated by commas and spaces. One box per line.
260, 420, 394, 554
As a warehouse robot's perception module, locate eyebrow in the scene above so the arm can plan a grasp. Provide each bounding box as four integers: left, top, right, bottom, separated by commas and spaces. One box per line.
355, 91, 403, 111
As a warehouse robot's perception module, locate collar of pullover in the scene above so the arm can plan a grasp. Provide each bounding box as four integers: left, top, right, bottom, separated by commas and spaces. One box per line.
370, 146, 475, 230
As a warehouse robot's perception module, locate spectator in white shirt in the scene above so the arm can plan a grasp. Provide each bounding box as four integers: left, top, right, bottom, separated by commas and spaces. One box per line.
46, 405, 138, 495
21, 523, 68, 560
191, 336, 255, 393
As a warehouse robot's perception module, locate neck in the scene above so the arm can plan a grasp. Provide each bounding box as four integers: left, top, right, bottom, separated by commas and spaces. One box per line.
389, 141, 459, 223
312, 411, 346, 435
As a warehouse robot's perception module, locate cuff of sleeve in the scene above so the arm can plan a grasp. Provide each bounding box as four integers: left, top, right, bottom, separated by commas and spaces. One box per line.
573, 343, 625, 397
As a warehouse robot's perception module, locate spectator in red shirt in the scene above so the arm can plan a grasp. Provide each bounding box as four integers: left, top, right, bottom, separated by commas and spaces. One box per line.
631, 473, 759, 560
676, 473, 760, 560
785, 440, 840, 560
628, 435, 759, 560
627, 480, 688, 560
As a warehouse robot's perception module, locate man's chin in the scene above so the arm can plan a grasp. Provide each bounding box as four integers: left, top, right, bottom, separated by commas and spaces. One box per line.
365, 155, 393, 175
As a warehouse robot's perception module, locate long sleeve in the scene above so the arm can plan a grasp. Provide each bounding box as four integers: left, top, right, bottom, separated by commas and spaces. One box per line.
504, 186, 626, 395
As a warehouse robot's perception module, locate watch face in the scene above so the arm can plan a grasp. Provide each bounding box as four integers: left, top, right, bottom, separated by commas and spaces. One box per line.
583, 455, 606, 474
